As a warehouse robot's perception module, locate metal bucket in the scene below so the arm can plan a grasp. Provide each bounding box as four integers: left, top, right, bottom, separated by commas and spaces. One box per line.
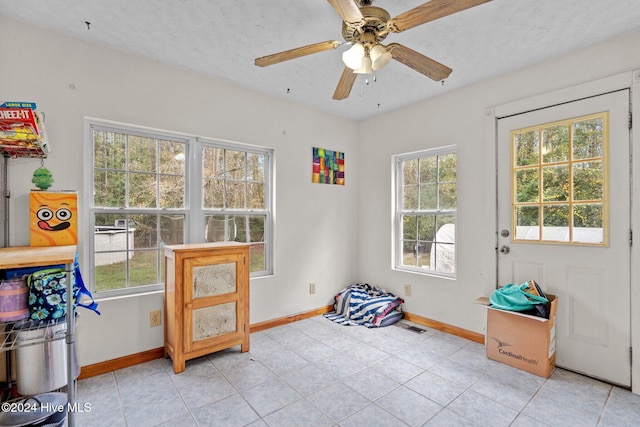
12, 318, 79, 396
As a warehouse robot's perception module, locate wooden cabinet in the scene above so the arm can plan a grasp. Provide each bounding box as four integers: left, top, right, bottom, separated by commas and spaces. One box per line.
164, 242, 250, 374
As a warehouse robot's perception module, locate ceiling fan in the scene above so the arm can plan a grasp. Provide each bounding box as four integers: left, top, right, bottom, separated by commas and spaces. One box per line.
254, 0, 493, 100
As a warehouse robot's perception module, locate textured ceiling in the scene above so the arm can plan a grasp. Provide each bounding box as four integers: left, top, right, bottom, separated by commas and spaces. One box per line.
1, 0, 640, 120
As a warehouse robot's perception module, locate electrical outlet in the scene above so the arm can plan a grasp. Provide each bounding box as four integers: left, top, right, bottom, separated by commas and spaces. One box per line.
150, 310, 162, 327
404, 284, 412, 297
309, 282, 316, 294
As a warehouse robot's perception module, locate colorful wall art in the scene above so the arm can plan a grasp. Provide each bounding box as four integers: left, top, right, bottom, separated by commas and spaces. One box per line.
312, 147, 344, 185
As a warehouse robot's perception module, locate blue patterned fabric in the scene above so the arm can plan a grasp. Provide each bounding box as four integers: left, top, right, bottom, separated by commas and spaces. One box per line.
324, 283, 403, 328
28, 268, 72, 320
27, 253, 99, 321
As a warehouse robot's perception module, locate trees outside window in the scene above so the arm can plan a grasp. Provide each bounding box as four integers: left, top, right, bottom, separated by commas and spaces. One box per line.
87, 121, 272, 295
512, 113, 607, 244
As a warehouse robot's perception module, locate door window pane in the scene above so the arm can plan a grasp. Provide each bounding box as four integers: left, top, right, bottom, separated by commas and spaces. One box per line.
573, 161, 603, 201
515, 130, 539, 166
573, 118, 604, 159
511, 113, 608, 245
515, 169, 539, 203
573, 204, 604, 244
515, 205, 540, 240
542, 165, 569, 202
542, 125, 569, 164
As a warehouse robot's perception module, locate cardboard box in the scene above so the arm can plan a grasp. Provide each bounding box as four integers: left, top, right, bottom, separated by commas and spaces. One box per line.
30, 191, 78, 247
476, 294, 558, 378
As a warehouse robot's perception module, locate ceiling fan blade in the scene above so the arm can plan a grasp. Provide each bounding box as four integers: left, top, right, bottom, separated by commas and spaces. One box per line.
255, 40, 341, 67
333, 67, 358, 100
387, 43, 452, 81
390, 0, 492, 32
326, 0, 364, 26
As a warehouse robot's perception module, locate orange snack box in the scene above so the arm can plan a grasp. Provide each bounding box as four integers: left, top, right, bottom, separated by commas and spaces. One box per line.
30, 191, 78, 246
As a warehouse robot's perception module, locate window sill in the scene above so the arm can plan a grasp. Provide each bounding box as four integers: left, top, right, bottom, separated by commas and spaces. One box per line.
92, 288, 164, 302
393, 266, 456, 280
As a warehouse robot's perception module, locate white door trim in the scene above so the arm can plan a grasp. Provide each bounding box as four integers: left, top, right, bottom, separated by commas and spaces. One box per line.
631, 70, 640, 395
485, 70, 640, 394
493, 72, 634, 119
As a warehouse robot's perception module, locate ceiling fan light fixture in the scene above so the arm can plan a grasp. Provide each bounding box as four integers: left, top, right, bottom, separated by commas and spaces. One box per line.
370, 44, 392, 70
342, 42, 365, 70
354, 55, 373, 74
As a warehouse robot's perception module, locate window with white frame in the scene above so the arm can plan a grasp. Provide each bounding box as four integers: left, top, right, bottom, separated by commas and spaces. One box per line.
86, 120, 273, 296
394, 146, 457, 276
201, 142, 271, 274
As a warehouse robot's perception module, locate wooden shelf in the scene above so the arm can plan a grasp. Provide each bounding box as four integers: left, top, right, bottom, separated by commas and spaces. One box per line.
0, 245, 77, 353
0, 246, 76, 270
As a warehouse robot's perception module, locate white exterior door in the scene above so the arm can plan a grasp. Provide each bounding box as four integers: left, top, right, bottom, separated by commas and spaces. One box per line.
497, 90, 631, 386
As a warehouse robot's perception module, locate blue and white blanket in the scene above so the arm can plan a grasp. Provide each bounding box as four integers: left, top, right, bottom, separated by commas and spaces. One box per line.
324, 283, 404, 328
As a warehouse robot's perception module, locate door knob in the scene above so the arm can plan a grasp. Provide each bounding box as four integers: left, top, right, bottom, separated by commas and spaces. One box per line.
500, 229, 510, 238
500, 245, 510, 254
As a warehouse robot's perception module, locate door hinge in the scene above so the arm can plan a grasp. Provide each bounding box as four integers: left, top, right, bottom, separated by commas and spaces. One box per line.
631, 229, 633, 247
630, 347, 633, 365
629, 111, 633, 129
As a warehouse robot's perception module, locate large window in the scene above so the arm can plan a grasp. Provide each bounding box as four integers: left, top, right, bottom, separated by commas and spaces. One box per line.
86, 121, 272, 296
394, 146, 457, 276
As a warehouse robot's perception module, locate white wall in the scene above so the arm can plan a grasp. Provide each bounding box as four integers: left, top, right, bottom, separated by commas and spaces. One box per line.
0, 16, 360, 365
357, 29, 640, 336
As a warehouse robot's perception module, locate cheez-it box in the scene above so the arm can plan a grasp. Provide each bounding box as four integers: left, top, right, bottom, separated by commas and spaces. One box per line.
30, 191, 78, 247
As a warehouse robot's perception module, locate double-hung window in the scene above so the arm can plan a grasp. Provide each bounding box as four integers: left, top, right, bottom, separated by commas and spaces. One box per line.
200, 141, 271, 275
86, 120, 273, 296
394, 146, 457, 276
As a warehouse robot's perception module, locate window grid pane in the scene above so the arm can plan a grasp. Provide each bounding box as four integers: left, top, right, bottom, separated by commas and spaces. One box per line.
93, 213, 185, 293
511, 113, 607, 245
202, 147, 266, 212
204, 214, 266, 274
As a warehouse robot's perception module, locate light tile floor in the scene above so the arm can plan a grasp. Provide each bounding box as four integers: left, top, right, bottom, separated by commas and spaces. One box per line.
75, 316, 640, 426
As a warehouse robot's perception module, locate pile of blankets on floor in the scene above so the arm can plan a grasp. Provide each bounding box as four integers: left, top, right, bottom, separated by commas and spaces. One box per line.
324, 283, 404, 328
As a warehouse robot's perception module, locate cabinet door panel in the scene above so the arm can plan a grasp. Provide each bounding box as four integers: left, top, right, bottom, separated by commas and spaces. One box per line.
192, 302, 237, 341
192, 262, 236, 298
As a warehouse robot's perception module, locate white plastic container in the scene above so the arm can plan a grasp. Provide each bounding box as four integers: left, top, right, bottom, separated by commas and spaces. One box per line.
0, 276, 28, 321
